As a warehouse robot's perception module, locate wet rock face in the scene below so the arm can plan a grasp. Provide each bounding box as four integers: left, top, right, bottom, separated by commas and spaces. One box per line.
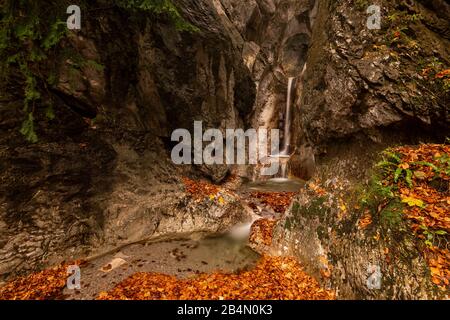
272, 0, 450, 299
272, 183, 444, 300
295, 0, 450, 156
221, 0, 313, 75
54, 0, 256, 138
0, 103, 116, 277
142, 1, 256, 133
1, 0, 448, 289
218, 0, 317, 180
0, 0, 256, 278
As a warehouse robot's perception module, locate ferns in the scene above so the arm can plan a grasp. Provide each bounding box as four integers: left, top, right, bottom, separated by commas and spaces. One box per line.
114, 0, 198, 31
42, 21, 68, 50
377, 150, 414, 188
0, 1, 69, 142
20, 113, 38, 143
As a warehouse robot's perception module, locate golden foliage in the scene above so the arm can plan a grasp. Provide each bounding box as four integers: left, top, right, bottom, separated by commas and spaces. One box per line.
386, 144, 449, 290
249, 192, 296, 213
358, 210, 373, 230
97, 256, 334, 300
0, 261, 84, 300
249, 219, 277, 247
182, 177, 220, 200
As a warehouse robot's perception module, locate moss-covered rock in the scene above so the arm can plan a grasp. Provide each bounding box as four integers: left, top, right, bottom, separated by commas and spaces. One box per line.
273, 144, 449, 299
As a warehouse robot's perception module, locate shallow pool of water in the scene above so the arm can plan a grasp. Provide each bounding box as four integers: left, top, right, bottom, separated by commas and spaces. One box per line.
241, 178, 306, 193
63, 234, 260, 300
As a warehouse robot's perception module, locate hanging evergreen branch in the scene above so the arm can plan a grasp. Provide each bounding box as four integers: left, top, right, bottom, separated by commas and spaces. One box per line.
0, 0, 197, 143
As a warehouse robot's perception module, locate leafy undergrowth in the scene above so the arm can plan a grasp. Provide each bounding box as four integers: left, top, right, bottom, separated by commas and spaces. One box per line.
97, 256, 334, 300
376, 144, 449, 290
0, 261, 84, 300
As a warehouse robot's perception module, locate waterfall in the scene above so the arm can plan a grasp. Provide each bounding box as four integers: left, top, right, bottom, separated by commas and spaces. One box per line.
267, 68, 306, 180
281, 77, 295, 155
266, 77, 295, 180
228, 214, 261, 242
280, 161, 288, 178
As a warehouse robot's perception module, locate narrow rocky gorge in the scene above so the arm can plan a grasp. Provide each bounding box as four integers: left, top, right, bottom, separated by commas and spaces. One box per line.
0, 0, 449, 300
1, 0, 318, 279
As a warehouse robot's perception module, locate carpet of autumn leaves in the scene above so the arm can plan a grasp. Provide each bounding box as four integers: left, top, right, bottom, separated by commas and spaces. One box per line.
358, 211, 373, 230
380, 144, 449, 289
97, 255, 334, 300
183, 177, 296, 214
0, 261, 84, 300
0, 255, 334, 301
248, 192, 296, 213
182, 177, 220, 199
246, 193, 295, 247
250, 219, 277, 247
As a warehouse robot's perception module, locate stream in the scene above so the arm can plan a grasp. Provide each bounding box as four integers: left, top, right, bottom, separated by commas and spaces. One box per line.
241, 178, 305, 193
63, 234, 260, 300
62, 73, 306, 300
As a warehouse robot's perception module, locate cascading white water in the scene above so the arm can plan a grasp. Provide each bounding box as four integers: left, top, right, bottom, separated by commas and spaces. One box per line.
266, 66, 306, 180
228, 214, 261, 242
280, 77, 295, 156
280, 161, 288, 178
266, 77, 295, 180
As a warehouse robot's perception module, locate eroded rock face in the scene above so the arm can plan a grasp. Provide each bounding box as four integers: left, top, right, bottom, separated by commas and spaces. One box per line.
272, 180, 444, 300
1, 1, 448, 299
218, 0, 317, 179
293, 0, 450, 157
0, 0, 255, 278
0, 103, 116, 276
273, 0, 450, 299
